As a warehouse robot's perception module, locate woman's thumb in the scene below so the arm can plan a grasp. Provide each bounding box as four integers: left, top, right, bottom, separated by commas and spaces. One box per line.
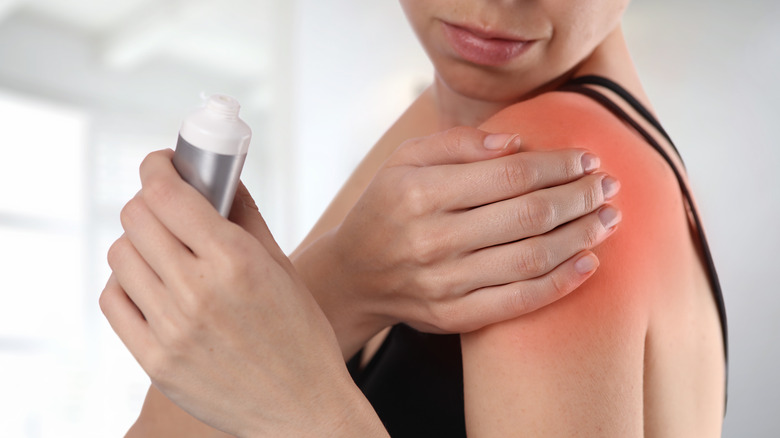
228, 182, 288, 260
391, 127, 522, 168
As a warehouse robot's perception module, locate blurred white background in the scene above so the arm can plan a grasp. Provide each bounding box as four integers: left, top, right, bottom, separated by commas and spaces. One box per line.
0, 0, 776, 436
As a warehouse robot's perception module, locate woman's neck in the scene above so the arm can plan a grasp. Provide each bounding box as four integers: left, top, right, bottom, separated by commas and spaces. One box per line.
571, 26, 653, 113
430, 77, 514, 129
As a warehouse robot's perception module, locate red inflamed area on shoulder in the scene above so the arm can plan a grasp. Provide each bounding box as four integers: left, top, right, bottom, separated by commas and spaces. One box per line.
476, 91, 701, 348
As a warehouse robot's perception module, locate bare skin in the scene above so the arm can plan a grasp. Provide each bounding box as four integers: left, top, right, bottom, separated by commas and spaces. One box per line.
293, 3, 725, 435
463, 34, 725, 435
105, 0, 725, 436
121, 122, 617, 438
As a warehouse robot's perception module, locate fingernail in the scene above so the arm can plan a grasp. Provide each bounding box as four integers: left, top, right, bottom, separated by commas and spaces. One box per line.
601, 175, 621, 200
598, 205, 622, 230
574, 253, 599, 275
581, 153, 600, 173
484, 133, 520, 150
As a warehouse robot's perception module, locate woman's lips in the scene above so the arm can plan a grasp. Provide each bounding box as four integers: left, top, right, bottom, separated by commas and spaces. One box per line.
441, 21, 532, 67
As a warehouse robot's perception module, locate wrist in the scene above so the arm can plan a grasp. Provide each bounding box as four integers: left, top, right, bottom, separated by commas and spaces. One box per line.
292, 228, 394, 359
327, 380, 390, 438
237, 375, 388, 438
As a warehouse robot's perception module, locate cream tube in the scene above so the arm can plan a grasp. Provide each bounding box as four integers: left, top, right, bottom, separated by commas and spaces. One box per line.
172, 94, 252, 217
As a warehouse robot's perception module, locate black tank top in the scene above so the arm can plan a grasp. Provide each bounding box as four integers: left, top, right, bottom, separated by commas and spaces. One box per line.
346, 76, 729, 437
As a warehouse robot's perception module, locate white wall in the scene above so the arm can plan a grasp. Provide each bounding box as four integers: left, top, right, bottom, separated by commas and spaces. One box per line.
291, 0, 431, 242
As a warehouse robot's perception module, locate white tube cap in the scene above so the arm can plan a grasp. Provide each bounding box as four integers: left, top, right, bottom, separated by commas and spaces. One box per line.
179, 94, 252, 156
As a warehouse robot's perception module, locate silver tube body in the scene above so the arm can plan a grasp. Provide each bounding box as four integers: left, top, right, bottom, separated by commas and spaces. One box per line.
173, 135, 247, 217
171, 94, 251, 217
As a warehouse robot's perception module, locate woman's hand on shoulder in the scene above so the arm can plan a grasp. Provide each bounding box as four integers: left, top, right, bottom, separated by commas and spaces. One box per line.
299, 126, 621, 352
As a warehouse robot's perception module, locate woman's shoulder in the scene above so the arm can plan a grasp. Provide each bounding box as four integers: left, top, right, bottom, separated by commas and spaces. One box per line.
463, 90, 723, 436
483, 90, 670, 170
485, 90, 682, 210
480, 89, 697, 304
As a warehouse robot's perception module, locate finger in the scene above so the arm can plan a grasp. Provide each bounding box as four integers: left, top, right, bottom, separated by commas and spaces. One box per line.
423, 148, 602, 211
138, 149, 226, 256
389, 127, 523, 167
451, 205, 621, 293
121, 193, 195, 286
446, 250, 601, 333
106, 234, 167, 325
454, 173, 617, 250
99, 274, 158, 365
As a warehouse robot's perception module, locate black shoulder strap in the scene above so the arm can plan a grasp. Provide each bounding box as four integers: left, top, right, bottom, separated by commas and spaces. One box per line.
566, 75, 678, 156
559, 76, 728, 411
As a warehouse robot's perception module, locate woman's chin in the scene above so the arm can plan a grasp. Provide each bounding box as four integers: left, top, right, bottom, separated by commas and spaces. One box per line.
435, 68, 536, 104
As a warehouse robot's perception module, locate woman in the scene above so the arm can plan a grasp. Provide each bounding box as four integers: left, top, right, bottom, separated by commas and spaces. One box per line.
101, 0, 727, 436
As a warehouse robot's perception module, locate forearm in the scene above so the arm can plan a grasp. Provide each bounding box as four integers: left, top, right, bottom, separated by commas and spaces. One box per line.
291, 228, 391, 359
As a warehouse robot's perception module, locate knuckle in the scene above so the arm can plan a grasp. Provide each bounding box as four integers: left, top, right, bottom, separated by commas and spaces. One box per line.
142, 173, 174, 209
139, 149, 169, 173
407, 230, 439, 266
106, 241, 119, 268
119, 196, 143, 229
412, 270, 437, 296
581, 177, 603, 211
515, 241, 552, 275
407, 223, 452, 267
177, 287, 209, 320
98, 287, 112, 316
444, 126, 477, 145
444, 126, 478, 151
400, 181, 431, 217
394, 137, 423, 162
516, 196, 555, 232
138, 151, 155, 174
506, 288, 535, 315
106, 237, 127, 269
397, 137, 418, 151
157, 310, 200, 353
215, 243, 252, 285
581, 219, 603, 247
417, 267, 452, 300
500, 157, 540, 193
219, 235, 261, 288
545, 270, 574, 301
562, 151, 584, 179
446, 126, 477, 138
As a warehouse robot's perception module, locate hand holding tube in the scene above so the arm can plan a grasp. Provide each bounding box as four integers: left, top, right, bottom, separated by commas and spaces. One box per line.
101, 150, 388, 437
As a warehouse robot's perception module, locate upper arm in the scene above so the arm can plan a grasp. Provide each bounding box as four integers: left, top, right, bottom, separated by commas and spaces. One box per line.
461, 93, 690, 436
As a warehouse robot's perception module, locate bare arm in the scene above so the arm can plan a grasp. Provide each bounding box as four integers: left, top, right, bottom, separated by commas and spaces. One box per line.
117, 90, 616, 436
118, 93, 438, 437
102, 156, 389, 437
462, 92, 697, 436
